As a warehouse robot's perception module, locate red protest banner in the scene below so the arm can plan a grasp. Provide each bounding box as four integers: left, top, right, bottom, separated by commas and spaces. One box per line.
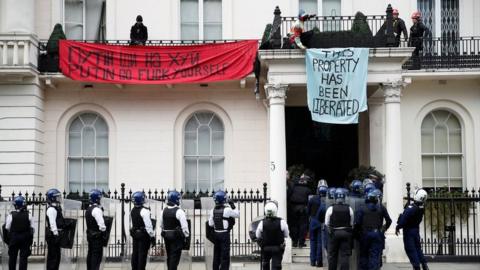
59, 40, 258, 84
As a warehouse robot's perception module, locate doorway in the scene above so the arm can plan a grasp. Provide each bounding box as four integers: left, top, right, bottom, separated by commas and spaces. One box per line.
285, 107, 359, 187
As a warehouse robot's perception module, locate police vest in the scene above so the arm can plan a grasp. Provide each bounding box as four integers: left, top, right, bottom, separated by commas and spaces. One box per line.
131, 206, 148, 230
213, 206, 235, 231
46, 205, 65, 230
162, 207, 181, 230
361, 205, 383, 231
85, 205, 102, 233
330, 204, 351, 228
261, 217, 284, 246
10, 210, 30, 233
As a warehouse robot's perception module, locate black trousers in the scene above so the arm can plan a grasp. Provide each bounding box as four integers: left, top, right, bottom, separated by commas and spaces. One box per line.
87, 238, 103, 270
261, 246, 284, 270
131, 234, 151, 270
327, 230, 352, 270
46, 237, 61, 270
8, 232, 31, 270
213, 232, 230, 270
165, 238, 184, 270
290, 205, 307, 245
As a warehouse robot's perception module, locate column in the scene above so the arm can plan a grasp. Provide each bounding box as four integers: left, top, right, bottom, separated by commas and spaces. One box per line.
382, 80, 407, 262
0, 0, 35, 34
265, 83, 288, 219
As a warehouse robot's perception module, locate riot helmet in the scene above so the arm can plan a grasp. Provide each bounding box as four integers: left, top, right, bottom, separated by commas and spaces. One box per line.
167, 190, 181, 206
13, 196, 26, 210
132, 191, 146, 206
46, 188, 62, 205
89, 189, 103, 204
213, 190, 227, 205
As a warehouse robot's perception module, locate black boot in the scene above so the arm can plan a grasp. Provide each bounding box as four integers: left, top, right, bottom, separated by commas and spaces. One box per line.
414, 267, 421, 270
422, 263, 429, 270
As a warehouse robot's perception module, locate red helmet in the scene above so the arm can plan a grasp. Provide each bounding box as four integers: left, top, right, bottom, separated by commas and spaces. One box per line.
393, 9, 399, 15
411, 11, 421, 19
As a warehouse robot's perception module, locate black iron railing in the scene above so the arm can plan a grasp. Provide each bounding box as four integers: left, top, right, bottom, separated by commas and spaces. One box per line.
0, 183, 268, 260
404, 183, 480, 261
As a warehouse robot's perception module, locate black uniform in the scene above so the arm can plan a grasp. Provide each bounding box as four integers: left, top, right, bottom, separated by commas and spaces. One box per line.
327, 204, 353, 270
85, 205, 104, 270
409, 21, 428, 56
131, 206, 152, 270
7, 209, 33, 270
260, 217, 286, 270
288, 179, 313, 247
46, 205, 65, 270
393, 18, 408, 47
161, 206, 185, 270
130, 23, 148, 45
211, 205, 237, 270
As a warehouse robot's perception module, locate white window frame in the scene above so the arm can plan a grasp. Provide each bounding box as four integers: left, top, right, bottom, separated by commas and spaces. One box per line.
180, 0, 223, 40
183, 111, 225, 191
62, 0, 106, 40
67, 113, 109, 192
421, 110, 464, 190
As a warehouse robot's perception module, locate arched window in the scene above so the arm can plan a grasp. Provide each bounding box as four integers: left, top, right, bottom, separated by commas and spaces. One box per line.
184, 111, 224, 191
68, 113, 109, 192
421, 110, 463, 189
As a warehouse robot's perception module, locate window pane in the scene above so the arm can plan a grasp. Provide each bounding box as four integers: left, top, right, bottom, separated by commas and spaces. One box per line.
83, 127, 96, 156
96, 132, 108, 156
198, 126, 211, 155
450, 179, 463, 188
436, 178, 448, 188
423, 179, 434, 188
323, 0, 341, 16
81, 113, 97, 126
212, 131, 224, 155
449, 156, 462, 178
421, 113, 435, 130
69, 132, 82, 156
198, 180, 210, 192
212, 157, 224, 190
433, 110, 449, 124
435, 156, 448, 178
300, 0, 318, 14
196, 112, 213, 125
185, 157, 197, 189
83, 159, 95, 185
421, 130, 433, 153
185, 117, 199, 132
94, 117, 108, 133
68, 159, 81, 191
181, 24, 199, 40
185, 131, 197, 155
198, 158, 211, 182
181, 0, 199, 39
85, 0, 104, 41
70, 117, 83, 132
204, 0, 222, 39
449, 129, 461, 153
64, 0, 84, 40
446, 114, 460, 130
204, 25, 222, 40
210, 116, 224, 132
422, 156, 434, 178
434, 126, 448, 153
96, 159, 109, 184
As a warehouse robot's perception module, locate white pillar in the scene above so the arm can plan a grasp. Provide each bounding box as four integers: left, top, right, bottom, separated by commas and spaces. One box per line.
265, 83, 288, 219
265, 83, 291, 263
382, 81, 408, 262
0, 0, 35, 34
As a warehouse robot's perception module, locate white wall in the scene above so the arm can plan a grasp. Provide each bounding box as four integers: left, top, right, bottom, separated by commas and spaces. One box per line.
42, 81, 268, 193
401, 79, 480, 190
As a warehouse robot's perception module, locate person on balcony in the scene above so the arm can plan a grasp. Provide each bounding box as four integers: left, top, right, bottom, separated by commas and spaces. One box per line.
208, 190, 240, 270
393, 9, 408, 47
409, 11, 428, 57
307, 180, 328, 267
255, 200, 289, 270
130, 15, 148, 45
4, 196, 34, 270
46, 24, 66, 56
130, 191, 156, 270
287, 9, 315, 49
160, 190, 190, 270
396, 189, 429, 270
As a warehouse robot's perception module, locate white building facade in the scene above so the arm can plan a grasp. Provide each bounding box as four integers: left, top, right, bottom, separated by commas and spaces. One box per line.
1, 0, 480, 263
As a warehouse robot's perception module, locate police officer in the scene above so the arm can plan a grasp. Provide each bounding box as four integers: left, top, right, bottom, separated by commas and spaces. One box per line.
307, 180, 328, 267
355, 189, 392, 270
255, 201, 289, 270
130, 191, 156, 270
160, 190, 190, 270
208, 190, 240, 270
396, 189, 429, 270
288, 176, 313, 247
4, 196, 34, 270
130, 15, 148, 45
325, 188, 354, 270
46, 188, 65, 270
85, 189, 106, 270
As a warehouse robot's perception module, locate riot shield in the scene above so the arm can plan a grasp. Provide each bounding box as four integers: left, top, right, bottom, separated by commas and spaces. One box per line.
200, 197, 215, 270
0, 202, 13, 270
58, 199, 82, 270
